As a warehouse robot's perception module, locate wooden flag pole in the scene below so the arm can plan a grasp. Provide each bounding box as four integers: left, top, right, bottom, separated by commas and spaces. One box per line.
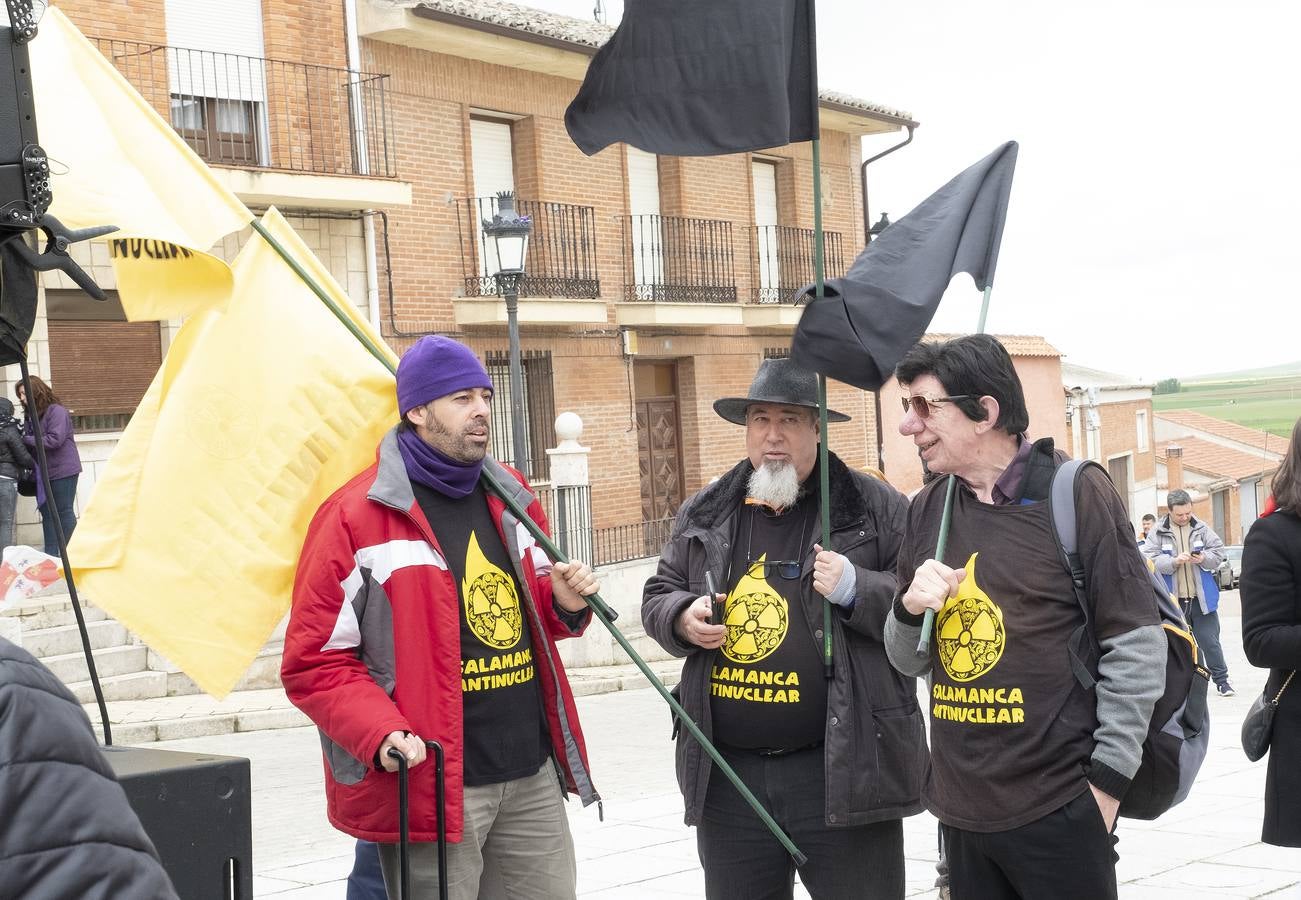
916, 284, 993, 655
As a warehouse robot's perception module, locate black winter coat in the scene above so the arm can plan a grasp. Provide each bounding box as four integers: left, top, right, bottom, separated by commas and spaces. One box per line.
0, 420, 32, 481
0, 638, 178, 898
641, 452, 926, 827
1241, 508, 1301, 847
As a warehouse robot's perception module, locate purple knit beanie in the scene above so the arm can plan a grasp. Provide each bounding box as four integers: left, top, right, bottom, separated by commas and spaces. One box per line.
396, 336, 493, 415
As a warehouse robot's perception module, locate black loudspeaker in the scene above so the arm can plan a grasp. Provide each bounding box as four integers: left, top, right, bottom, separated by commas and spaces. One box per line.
102, 746, 254, 900
0, 23, 46, 230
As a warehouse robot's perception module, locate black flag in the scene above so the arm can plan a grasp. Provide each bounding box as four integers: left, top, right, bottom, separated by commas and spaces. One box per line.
565, 0, 817, 157
790, 141, 1019, 391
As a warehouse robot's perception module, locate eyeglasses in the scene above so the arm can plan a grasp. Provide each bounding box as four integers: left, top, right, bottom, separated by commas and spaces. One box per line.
746, 559, 802, 580
900, 394, 971, 419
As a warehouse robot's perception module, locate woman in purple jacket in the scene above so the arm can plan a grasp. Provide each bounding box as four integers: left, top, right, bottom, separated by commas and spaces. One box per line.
16, 377, 82, 557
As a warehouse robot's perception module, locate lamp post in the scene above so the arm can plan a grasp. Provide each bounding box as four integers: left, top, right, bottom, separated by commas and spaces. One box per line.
482, 191, 532, 473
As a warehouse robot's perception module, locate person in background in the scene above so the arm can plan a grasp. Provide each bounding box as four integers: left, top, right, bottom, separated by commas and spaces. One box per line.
1143, 490, 1233, 696
16, 377, 81, 557
1139, 513, 1156, 544
1240, 415, 1301, 847
0, 397, 33, 549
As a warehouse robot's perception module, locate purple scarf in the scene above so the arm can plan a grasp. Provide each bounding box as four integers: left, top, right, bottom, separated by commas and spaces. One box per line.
396, 427, 483, 499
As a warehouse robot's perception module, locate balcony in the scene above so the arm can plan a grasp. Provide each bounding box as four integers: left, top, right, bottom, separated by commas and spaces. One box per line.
91, 38, 410, 210
616, 215, 742, 327
453, 196, 606, 327
744, 225, 847, 329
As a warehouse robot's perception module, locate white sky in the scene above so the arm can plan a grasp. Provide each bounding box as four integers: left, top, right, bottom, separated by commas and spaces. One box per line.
531, 1, 1301, 380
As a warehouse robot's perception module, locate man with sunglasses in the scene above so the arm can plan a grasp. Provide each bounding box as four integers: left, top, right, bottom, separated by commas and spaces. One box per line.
642, 358, 922, 900
883, 334, 1165, 900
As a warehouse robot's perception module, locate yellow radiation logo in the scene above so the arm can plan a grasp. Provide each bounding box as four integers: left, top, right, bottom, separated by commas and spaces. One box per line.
721, 554, 789, 664
936, 552, 1006, 682
462, 532, 523, 650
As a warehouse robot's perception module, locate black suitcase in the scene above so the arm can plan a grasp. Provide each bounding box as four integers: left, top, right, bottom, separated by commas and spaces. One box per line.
387, 740, 447, 900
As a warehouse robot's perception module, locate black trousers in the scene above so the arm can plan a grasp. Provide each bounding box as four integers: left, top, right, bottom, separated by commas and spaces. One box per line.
696, 745, 904, 900
942, 790, 1119, 900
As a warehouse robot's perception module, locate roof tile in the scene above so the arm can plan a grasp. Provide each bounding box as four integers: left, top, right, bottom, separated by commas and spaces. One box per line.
1156, 436, 1278, 482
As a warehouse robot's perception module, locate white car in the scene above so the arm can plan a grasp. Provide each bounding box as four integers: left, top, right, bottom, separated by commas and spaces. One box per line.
1216, 545, 1243, 590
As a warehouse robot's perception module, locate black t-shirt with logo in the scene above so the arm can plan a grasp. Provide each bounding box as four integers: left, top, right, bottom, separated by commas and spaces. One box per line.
412, 482, 548, 787
898, 467, 1159, 831
709, 491, 828, 750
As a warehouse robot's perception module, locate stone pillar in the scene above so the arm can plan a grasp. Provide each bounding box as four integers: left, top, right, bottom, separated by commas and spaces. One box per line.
545, 412, 592, 563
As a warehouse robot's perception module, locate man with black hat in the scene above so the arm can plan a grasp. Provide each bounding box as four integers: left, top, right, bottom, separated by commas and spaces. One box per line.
282, 335, 601, 900
641, 358, 923, 899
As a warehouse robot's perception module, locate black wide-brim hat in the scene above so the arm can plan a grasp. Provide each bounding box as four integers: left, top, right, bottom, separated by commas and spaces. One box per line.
713, 358, 851, 426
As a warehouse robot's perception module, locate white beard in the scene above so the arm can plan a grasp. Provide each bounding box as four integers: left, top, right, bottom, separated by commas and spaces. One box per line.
747, 460, 801, 511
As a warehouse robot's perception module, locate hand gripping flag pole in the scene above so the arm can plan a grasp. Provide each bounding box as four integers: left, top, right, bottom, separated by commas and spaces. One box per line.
247, 219, 810, 867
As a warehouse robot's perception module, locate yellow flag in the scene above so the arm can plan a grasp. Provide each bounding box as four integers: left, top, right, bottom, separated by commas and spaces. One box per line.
69, 208, 398, 697
29, 9, 251, 319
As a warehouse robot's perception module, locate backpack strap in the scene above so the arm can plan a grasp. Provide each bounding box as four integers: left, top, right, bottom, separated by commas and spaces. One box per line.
1047, 458, 1104, 691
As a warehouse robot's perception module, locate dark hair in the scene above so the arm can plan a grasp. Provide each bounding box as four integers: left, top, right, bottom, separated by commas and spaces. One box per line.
894, 334, 1029, 435
1271, 416, 1301, 513
18, 375, 61, 419
1142, 514, 1156, 523
1166, 489, 1192, 509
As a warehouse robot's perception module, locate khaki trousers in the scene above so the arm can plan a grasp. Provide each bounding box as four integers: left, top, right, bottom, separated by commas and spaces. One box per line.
377, 760, 577, 900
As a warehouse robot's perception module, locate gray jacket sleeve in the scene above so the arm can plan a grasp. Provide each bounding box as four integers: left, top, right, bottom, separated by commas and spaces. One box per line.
884, 601, 932, 678
1088, 623, 1165, 796
1195, 523, 1225, 571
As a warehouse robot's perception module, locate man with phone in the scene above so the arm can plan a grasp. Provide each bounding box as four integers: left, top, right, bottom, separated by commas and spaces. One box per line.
641, 358, 920, 899
1143, 488, 1234, 696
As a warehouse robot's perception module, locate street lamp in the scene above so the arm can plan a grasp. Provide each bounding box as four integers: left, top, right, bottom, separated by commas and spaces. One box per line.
482, 191, 532, 473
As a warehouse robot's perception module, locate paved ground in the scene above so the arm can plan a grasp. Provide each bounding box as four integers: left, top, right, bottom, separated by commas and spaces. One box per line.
145, 591, 1301, 898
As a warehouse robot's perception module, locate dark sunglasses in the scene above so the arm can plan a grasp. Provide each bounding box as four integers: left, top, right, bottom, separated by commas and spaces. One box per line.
746, 559, 802, 580
900, 394, 971, 419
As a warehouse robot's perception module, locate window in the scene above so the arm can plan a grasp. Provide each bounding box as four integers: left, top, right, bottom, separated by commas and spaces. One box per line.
45, 290, 161, 432
470, 117, 517, 283
165, 0, 268, 166
1136, 409, 1149, 452
763, 346, 791, 359
169, 95, 259, 165
484, 350, 555, 482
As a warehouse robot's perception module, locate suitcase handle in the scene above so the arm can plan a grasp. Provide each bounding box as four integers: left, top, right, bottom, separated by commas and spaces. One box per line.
386, 740, 447, 900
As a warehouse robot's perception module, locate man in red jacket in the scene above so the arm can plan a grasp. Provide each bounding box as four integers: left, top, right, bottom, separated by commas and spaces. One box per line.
282, 335, 601, 900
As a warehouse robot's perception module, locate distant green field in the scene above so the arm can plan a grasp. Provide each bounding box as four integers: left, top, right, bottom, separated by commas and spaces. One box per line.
1153, 376, 1301, 437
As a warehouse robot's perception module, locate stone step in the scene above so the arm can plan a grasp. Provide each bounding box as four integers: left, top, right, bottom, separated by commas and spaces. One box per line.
156, 644, 285, 697
84, 687, 310, 745
22, 619, 129, 659
42, 644, 149, 684
68, 670, 168, 704
0, 594, 107, 632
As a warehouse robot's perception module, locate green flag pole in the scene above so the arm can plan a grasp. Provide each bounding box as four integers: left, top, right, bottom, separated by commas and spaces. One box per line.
916, 284, 993, 656
249, 219, 808, 865
811, 139, 833, 679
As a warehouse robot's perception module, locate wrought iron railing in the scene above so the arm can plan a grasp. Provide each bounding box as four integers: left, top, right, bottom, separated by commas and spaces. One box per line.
90, 37, 395, 177
533, 484, 595, 565
623, 215, 737, 303
534, 484, 674, 567
591, 517, 676, 566
485, 350, 557, 483
457, 197, 600, 298
752, 226, 846, 303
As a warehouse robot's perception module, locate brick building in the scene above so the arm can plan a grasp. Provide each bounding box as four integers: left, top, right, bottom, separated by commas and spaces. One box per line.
30, 0, 926, 545
1061, 362, 1158, 533
1153, 411, 1281, 544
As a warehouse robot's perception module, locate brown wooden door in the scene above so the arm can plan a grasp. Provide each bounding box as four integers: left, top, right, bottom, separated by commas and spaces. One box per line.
635, 361, 684, 524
